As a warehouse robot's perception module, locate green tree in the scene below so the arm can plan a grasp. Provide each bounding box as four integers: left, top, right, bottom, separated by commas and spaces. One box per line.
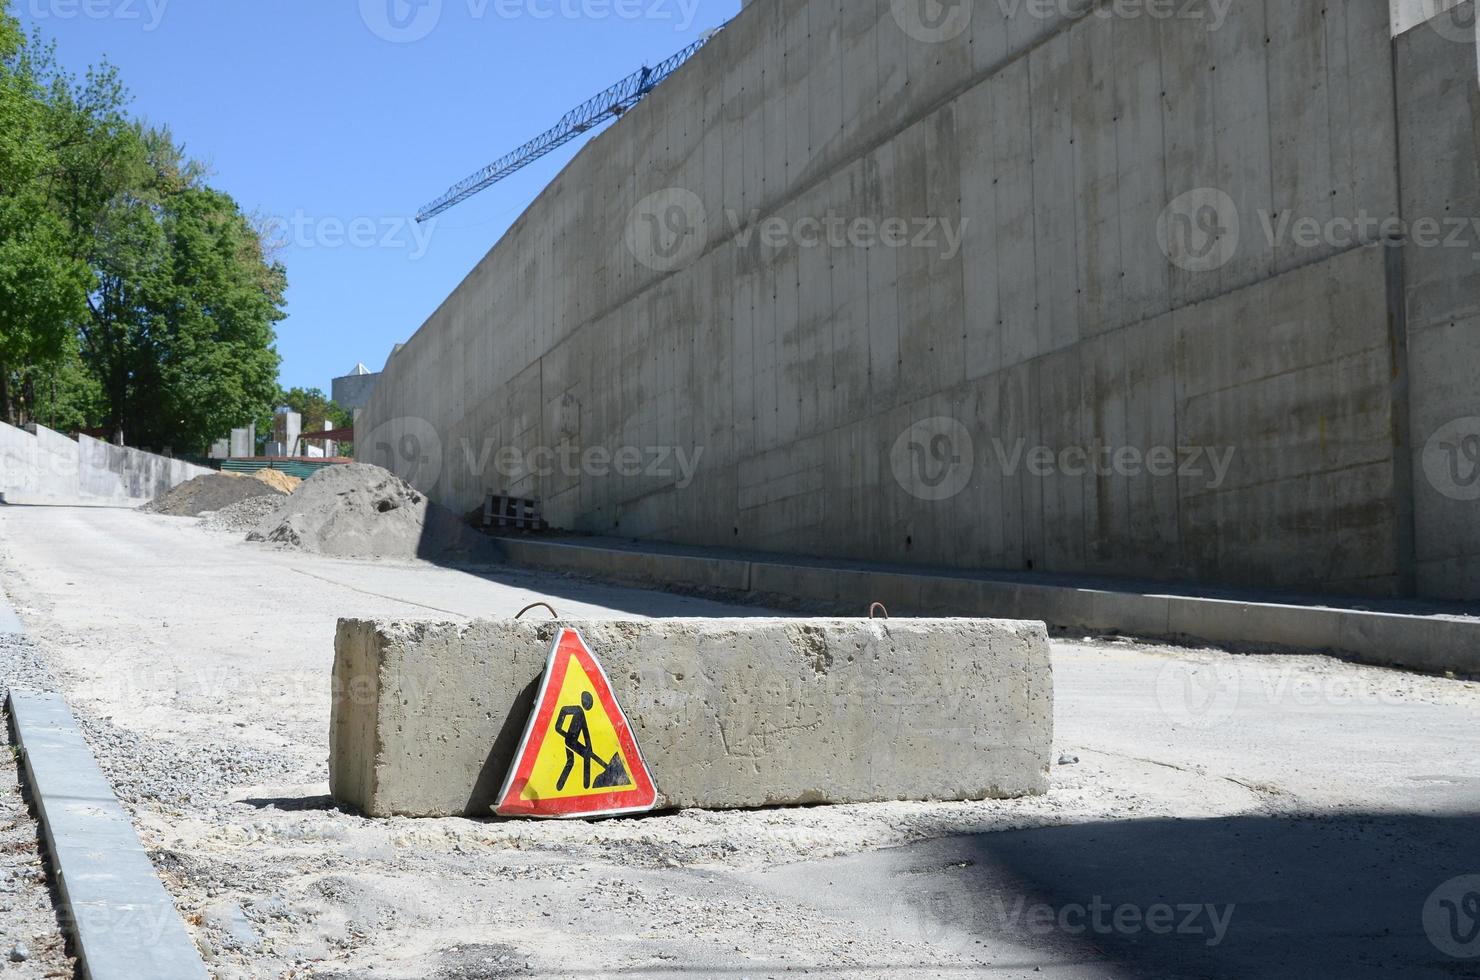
279, 386, 352, 434
1, 4, 285, 451
278, 386, 353, 456
0, 9, 93, 424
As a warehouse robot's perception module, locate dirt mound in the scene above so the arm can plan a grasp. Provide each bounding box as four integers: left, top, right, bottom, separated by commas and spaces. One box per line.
246, 463, 492, 561
146, 473, 284, 517
251, 468, 302, 494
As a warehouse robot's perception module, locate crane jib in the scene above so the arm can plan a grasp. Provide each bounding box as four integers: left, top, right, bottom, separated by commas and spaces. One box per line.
415, 31, 720, 224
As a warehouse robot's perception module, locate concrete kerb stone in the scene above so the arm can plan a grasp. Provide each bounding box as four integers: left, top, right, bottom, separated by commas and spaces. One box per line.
330, 617, 1054, 819
6, 690, 209, 980
492, 537, 1480, 677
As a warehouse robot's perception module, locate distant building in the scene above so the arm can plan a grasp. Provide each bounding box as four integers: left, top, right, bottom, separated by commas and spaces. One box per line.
332, 363, 380, 416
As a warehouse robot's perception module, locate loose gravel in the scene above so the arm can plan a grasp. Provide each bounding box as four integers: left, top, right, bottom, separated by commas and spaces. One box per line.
201, 495, 286, 535
0, 636, 74, 980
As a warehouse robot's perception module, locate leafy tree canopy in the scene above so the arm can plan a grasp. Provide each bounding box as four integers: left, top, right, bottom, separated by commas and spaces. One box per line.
0, 2, 285, 453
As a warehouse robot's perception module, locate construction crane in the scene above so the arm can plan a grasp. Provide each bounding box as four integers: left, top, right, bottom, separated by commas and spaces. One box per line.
416, 31, 719, 224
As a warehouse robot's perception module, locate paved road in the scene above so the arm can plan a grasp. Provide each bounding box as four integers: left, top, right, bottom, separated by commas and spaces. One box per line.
2, 505, 1478, 978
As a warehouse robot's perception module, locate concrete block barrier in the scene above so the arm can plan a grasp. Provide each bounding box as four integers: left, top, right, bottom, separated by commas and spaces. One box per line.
330, 618, 1053, 818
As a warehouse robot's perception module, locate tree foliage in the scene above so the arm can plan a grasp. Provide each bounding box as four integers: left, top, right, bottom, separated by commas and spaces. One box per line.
0, 2, 284, 452
279, 386, 352, 435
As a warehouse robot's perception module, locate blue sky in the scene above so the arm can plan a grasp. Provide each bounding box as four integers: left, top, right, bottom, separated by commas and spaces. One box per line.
15, 0, 738, 392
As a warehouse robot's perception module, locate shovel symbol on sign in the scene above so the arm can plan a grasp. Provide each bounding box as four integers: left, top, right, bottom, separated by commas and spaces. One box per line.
555, 692, 631, 791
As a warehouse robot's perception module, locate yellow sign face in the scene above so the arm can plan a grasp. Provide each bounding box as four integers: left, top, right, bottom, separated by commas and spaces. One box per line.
522, 656, 635, 801
494, 628, 657, 819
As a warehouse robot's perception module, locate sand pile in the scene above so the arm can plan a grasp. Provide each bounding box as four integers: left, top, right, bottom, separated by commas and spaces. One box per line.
246, 463, 492, 561
251, 469, 302, 494
146, 473, 284, 517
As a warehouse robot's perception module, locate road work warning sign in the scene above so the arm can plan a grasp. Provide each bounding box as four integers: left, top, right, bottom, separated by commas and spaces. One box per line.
494, 628, 658, 819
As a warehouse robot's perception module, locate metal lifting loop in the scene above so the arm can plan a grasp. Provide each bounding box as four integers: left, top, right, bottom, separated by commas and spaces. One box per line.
516, 602, 560, 621
868, 602, 890, 620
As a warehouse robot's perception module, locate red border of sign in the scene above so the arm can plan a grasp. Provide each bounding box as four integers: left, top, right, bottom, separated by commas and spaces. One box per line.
493, 628, 658, 819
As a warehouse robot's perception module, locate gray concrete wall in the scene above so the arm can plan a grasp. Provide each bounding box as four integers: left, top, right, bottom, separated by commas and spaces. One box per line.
331, 617, 1053, 817
361, 0, 1470, 599
0, 423, 211, 505
332, 371, 380, 414
1396, 4, 1480, 600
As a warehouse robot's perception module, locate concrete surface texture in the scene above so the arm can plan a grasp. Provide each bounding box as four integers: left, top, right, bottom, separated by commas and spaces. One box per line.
331, 364, 380, 415
489, 534, 1480, 675
1, 506, 1478, 977
1395, 3, 1480, 600
331, 617, 1052, 817
0, 421, 211, 506
357, 0, 1478, 601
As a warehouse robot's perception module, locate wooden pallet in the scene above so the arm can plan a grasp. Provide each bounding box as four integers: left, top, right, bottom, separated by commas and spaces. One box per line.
483, 494, 548, 531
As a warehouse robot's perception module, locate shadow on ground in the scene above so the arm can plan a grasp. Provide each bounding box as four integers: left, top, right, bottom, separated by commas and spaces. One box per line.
750, 812, 1480, 978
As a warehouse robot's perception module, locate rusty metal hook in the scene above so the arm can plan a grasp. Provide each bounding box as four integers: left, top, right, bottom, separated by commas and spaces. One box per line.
868, 602, 890, 620
516, 602, 559, 620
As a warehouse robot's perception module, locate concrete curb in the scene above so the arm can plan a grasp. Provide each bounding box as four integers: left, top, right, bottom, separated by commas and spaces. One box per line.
5, 691, 208, 980
492, 537, 1480, 676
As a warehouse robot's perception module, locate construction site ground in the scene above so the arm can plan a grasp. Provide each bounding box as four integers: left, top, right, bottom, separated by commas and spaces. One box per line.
0, 505, 1477, 979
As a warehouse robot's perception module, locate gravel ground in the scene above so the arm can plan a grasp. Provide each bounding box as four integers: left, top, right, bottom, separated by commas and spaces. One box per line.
201, 495, 287, 536
0, 636, 73, 980
2, 506, 1478, 979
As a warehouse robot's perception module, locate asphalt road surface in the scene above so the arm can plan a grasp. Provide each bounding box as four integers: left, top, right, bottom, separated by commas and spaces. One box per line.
1, 505, 1477, 979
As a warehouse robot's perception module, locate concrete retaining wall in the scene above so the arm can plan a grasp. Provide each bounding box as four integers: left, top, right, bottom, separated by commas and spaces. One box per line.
330, 617, 1053, 818
1396, 5, 1480, 600
0, 423, 211, 505
360, 0, 1477, 601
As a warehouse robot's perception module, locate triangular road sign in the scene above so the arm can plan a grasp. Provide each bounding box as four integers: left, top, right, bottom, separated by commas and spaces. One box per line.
494, 628, 658, 819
